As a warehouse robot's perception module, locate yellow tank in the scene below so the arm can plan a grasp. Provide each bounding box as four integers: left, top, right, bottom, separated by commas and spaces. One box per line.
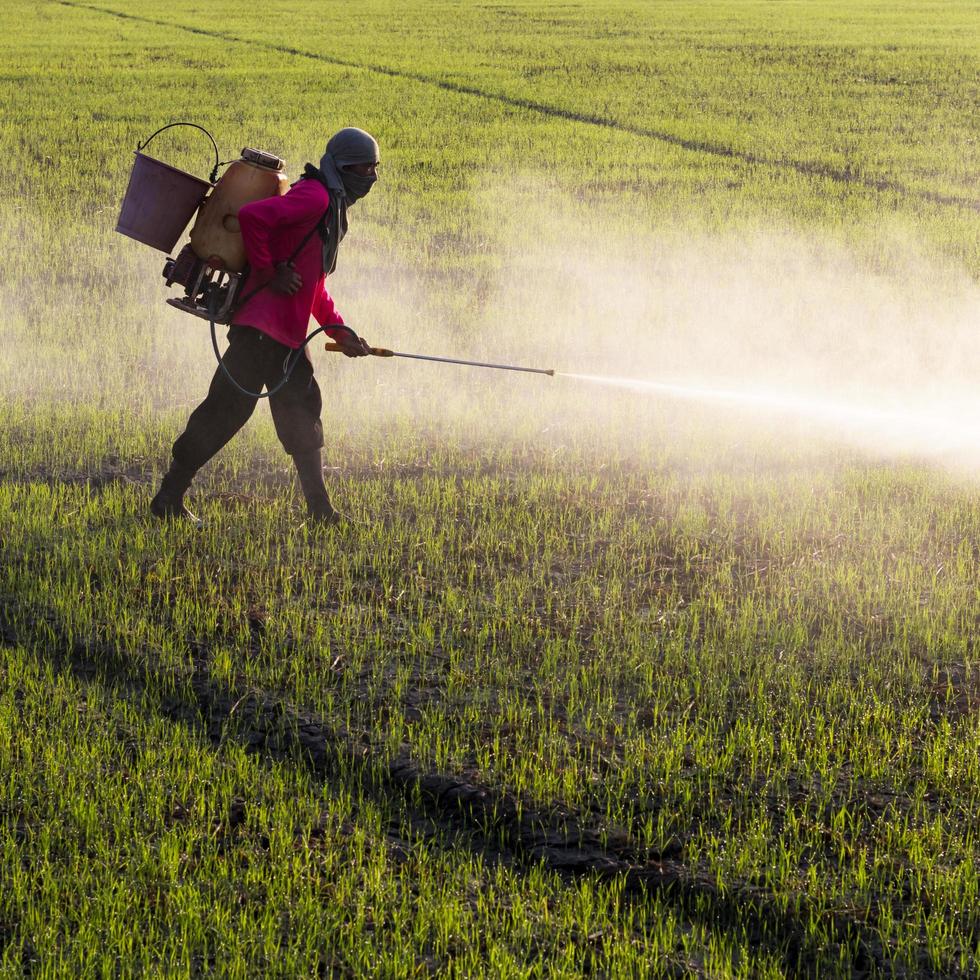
189, 148, 288, 272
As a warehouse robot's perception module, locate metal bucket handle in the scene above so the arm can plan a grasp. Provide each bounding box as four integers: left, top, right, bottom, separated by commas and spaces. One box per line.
138, 122, 221, 183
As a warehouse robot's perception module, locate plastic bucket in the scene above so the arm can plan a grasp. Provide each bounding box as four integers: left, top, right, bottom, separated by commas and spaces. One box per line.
116, 152, 211, 253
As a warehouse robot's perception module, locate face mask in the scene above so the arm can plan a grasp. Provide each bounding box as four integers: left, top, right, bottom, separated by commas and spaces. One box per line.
341, 170, 377, 202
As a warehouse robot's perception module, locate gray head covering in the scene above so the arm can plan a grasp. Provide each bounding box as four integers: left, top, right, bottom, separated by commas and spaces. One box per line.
319, 127, 380, 202
303, 127, 379, 276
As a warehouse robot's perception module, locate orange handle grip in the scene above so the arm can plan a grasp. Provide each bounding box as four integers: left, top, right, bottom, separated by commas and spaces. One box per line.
324, 343, 395, 357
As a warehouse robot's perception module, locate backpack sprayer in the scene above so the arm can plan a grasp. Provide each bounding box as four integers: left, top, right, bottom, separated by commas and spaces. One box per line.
116, 122, 275, 324
115, 122, 555, 396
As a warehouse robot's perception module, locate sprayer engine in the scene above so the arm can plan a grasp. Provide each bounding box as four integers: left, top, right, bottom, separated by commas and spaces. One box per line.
162, 244, 244, 324
116, 125, 288, 325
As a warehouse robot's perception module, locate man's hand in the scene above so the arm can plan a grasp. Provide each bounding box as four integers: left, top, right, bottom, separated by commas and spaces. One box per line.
335, 332, 372, 358
269, 262, 302, 296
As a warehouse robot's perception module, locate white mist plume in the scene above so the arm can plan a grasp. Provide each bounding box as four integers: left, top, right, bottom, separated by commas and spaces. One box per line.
479, 190, 980, 466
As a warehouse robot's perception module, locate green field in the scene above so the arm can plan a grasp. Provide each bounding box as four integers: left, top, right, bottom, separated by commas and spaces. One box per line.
2, 0, 979, 975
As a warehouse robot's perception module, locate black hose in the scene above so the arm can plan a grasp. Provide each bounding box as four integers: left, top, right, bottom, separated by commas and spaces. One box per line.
206, 292, 334, 399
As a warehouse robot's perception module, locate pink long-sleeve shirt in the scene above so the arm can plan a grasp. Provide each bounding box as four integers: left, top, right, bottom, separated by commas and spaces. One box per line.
234, 178, 346, 349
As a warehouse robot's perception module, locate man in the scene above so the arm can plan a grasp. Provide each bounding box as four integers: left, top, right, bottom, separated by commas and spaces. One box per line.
150, 127, 380, 527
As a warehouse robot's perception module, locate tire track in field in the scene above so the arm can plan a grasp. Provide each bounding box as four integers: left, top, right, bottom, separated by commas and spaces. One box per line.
55, 0, 978, 213
1, 604, 944, 978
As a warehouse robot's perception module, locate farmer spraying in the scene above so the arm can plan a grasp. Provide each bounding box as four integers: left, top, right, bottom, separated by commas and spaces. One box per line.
150, 127, 380, 527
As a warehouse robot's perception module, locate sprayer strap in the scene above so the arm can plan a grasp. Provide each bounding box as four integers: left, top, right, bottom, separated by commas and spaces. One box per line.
235, 208, 329, 310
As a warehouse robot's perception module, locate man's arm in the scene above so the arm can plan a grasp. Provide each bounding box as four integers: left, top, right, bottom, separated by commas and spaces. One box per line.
313, 286, 344, 331
315, 290, 370, 356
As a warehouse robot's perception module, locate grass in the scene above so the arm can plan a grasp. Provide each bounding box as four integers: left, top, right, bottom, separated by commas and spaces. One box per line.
6, 643, 750, 977
2, 0, 979, 975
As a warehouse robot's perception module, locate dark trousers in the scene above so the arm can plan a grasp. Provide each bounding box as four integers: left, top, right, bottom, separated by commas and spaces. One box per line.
172, 325, 324, 472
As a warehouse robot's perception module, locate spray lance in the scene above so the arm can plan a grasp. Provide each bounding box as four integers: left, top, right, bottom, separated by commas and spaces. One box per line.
115, 122, 556, 395
324, 342, 555, 376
